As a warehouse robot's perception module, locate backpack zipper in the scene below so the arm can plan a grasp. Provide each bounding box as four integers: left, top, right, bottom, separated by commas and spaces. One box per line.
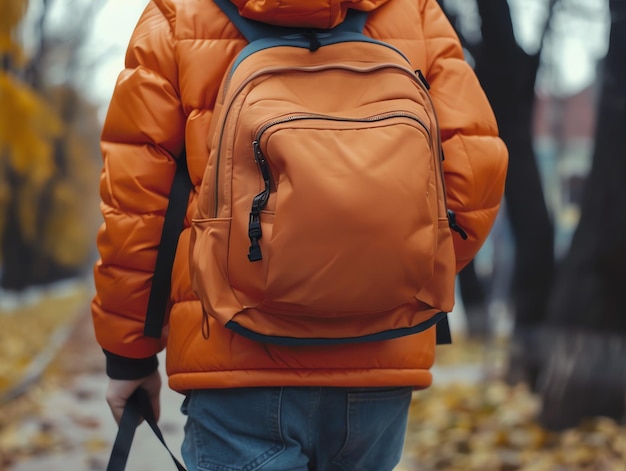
246, 112, 432, 261
414, 70, 468, 240
212, 62, 423, 218
254, 112, 430, 141
247, 140, 271, 261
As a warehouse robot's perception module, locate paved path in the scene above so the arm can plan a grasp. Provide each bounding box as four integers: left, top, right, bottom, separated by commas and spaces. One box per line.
4, 310, 186, 471
4, 308, 486, 471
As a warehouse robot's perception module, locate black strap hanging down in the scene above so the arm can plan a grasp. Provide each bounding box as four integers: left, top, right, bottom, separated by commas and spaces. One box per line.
106, 388, 187, 471
436, 314, 452, 345
144, 152, 193, 338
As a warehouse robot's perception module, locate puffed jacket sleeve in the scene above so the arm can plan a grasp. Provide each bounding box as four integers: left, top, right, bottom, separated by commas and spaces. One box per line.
421, 0, 508, 272
91, 1, 186, 376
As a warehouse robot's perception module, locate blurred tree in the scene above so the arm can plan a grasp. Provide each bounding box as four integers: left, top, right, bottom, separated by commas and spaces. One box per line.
439, 0, 625, 430
475, 0, 560, 391
539, 0, 626, 429
0, 0, 102, 290
438, 0, 557, 386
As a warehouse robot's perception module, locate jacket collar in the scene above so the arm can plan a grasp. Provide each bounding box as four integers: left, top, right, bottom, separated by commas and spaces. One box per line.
229, 0, 391, 29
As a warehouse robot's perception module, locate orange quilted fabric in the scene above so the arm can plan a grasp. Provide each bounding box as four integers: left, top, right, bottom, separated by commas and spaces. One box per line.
92, 0, 507, 393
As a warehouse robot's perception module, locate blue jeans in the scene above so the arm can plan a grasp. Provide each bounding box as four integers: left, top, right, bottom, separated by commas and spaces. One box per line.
181, 386, 413, 471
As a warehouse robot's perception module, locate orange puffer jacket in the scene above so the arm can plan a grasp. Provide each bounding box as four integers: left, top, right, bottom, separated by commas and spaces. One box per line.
92, 0, 508, 393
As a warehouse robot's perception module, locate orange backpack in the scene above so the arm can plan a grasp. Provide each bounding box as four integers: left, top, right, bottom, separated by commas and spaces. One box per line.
188, 0, 465, 346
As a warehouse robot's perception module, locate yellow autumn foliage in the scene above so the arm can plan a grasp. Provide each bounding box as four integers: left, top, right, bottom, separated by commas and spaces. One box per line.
41, 181, 93, 267
0, 73, 62, 182
0, 0, 28, 55
41, 87, 101, 268
0, 73, 62, 246
0, 85, 100, 269
0, 0, 100, 279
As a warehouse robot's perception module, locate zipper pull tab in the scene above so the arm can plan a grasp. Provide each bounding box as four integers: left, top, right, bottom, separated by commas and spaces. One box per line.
248, 142, 272, 262
304, 30, 321, 52
248, 204, 263, 262
254, 141, 272, 184
447, 209, 468, 240
416, 70, 430, 90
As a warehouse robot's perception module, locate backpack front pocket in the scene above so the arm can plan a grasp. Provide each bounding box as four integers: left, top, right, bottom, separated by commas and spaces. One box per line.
234, 114, 439, 314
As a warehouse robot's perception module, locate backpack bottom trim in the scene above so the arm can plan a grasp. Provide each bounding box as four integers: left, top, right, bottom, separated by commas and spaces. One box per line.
225, 311, 450, 346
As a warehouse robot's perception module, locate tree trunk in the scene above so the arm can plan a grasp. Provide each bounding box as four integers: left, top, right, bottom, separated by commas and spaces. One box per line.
1, 173, 32, 291
539, 331, 626, 431
473, 0, 555, 389
539, 0, 626, 429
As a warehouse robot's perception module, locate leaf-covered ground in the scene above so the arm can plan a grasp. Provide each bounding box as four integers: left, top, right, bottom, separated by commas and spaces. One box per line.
0, 282, 99, 471
0, 282, 87, 399
397, 341, 626, 471
401, 381, 626, 470
1, 290, 625, 471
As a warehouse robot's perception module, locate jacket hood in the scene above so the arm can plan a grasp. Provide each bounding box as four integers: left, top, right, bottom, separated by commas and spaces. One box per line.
230, 0, 392, 28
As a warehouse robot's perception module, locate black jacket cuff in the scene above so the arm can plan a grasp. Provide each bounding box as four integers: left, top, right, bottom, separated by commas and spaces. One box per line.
103, 350, 159, 380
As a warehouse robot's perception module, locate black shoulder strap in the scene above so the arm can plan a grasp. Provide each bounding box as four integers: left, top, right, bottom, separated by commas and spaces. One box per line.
213, 0, 369, 42
144, 151, 193, 338
106, 388, 187, 471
